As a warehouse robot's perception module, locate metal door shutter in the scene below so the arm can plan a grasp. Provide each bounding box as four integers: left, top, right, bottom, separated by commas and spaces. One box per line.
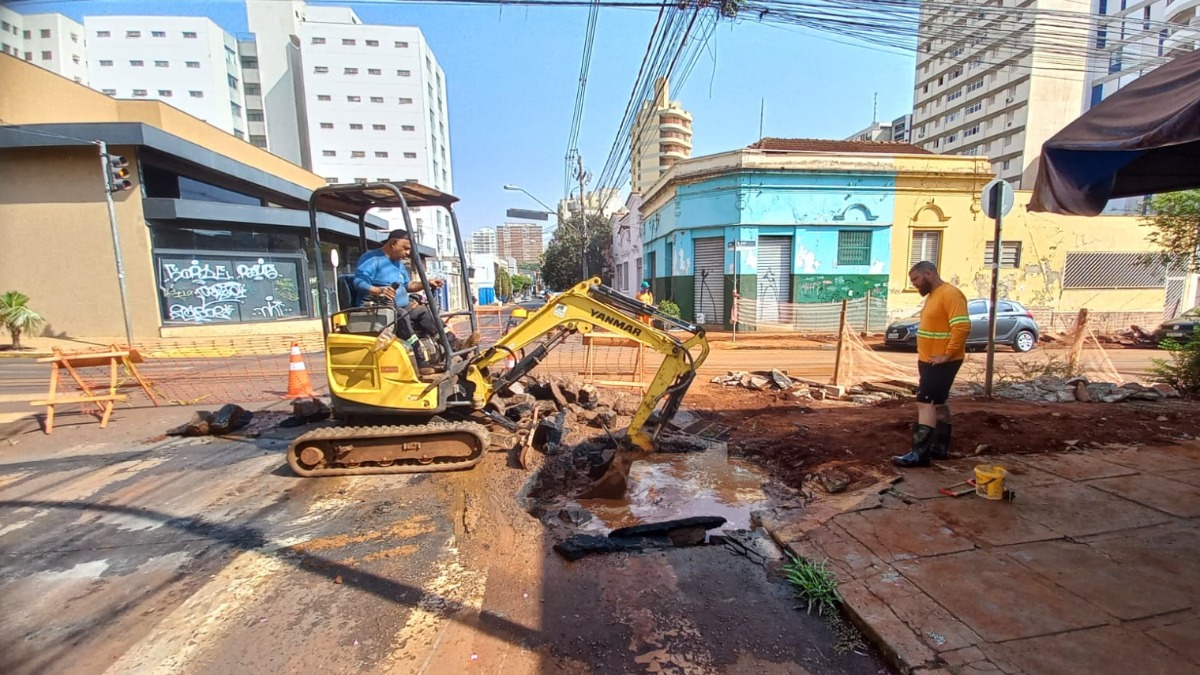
693, 237, 725, 324
756, 236, 792, 323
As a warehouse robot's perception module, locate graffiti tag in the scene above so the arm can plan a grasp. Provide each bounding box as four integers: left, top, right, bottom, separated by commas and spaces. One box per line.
195, 281, 248, 303
253, 296, 291, 318
236, 259, 280, 281
168, 302, 237, 323
162, 260, 234, 284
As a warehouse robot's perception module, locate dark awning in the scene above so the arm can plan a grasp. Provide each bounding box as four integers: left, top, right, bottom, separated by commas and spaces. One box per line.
1029, 48, 1200, 216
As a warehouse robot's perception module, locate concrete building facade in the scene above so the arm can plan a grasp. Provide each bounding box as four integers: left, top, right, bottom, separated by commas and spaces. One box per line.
910, 0, 1091, 188
1086, 0, 1200, 110
84, 16, 248, 140
496, 223, 544, 265
0, 54, 380, 339
638, 138, 1193, 330
0, 7, 88, 83
629, 77, 693, 194
471, 227, 497, 256
557, 188, 623, 222
611, 193, 645, 296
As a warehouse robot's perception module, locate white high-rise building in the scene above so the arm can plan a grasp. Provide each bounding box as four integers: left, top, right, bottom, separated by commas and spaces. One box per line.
0, 8, 87, 84
85, 16, 248, 139
910, 0, 1092, 188
1086, 0, 1200, 110
471, 228, 497, 256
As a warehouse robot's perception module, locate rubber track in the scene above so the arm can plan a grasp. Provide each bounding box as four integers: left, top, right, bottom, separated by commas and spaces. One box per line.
286, 421, 490, 477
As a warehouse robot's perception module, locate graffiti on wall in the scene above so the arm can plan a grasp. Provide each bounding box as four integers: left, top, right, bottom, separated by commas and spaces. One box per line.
158, 256, 304, 324
793, 274, 889, 303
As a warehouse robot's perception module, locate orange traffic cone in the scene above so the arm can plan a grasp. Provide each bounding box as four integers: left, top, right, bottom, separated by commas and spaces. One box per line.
285, 341, 316, 398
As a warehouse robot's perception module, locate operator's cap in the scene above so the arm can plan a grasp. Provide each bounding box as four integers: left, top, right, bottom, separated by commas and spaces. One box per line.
640, 280, 650, 289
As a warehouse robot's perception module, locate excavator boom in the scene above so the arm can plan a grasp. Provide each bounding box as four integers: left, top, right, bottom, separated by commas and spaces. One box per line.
466, 277, 709, 451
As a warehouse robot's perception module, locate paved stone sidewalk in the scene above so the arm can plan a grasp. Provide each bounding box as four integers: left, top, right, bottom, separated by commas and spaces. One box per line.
761, 443, 1200, 675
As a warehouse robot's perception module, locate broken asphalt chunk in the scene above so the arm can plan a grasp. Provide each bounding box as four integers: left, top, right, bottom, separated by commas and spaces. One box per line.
553, 534, 672, 562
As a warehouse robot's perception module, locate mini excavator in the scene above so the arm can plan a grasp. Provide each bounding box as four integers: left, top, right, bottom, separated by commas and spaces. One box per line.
286, 181, 709, 479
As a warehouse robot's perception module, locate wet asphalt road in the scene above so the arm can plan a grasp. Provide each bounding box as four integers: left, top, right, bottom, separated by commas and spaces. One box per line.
0, 410, 885, 675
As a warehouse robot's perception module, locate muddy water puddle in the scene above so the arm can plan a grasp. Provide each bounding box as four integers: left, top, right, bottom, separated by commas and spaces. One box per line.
570, 441, 771, 531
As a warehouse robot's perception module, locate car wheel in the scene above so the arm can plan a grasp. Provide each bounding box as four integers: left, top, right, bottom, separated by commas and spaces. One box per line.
1013, 330, 1037, 353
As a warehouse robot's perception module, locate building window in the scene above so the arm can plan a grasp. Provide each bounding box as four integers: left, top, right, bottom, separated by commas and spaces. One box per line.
984, 241, 1022, 268
344, 67, 358, 75
133, 89, 147, 97
910, 231, 942, 270
71, 32, 78, 42
946, 90, 962, 102
99, 59, 113, 66
228, 74, 239, 88
351, 150, 366, 158
189, 90, 204, 98
97, 30, 111, 37
250, 135, 268, 148
247, 110, 264, 121
966, 101, 983, 114
245, 83, 261, 95
24, 51, 32, 61
127, 30, 141, 38
397, 69, 411, 76
964, 125, 980, 137
946, 133, 957, 143
231, 102, 242, 117
350, 123, 363, 130
314, 65, 328, 74
320, 122, 334, 129
342, 38, 356, 45
155, 60, 169, 67
347, 95, 361, 102
375, 151, 389, 158
322, 150, 337, 157
183, 32, 197, 39
366, 39, 379, 47
354, 177, 369, 183
159, 89, 172, 97
1090, 84, 1104, 108
369, 96, 384, 103
399, 97, 413, 104
967, 79, 984, 92
312, 36, 326, 45
40, 29, 51, 38
151, 30, 166, 38
130, 59, 144, 67
1063, 252, 1167, 288
102, 88, 117, 96
402, 124, 415, 131
395, 41, 409, 48
948, 67, 963, 80
837, 231, 873, 266
186, 61, 200, 68
373, 124, 386, 130
317, 94, 331, 101
233, 130, 244, 140
326, 177, 339, 184
1002, 159, 1011, 171
404, 152, 418, 159
241, 57, 258, 69
368, 68, 381, 75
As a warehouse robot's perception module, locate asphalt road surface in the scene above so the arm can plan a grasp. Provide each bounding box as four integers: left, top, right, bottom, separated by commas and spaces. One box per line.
0, 411, 883, 675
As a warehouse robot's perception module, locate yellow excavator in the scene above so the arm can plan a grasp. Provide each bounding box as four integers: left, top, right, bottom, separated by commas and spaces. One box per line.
287, 181, 709, 477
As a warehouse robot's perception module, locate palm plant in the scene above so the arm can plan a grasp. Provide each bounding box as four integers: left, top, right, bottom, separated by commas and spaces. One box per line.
0, 291, 45, 350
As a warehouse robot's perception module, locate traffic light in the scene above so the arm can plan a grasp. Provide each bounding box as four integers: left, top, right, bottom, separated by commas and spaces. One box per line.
106, 154, 132, 193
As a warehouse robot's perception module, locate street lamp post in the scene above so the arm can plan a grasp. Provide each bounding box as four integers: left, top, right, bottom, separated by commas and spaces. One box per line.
503, 184, 556, 215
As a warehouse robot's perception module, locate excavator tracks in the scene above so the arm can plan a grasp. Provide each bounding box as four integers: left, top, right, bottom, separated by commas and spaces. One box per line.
286, 421, 489, 477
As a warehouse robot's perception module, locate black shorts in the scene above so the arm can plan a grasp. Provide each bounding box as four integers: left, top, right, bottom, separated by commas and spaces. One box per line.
917, 359, 963, 404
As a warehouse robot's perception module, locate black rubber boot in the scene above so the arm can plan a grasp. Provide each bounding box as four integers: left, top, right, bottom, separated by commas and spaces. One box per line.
930, 422, 952, 460
892, 423, 935, 468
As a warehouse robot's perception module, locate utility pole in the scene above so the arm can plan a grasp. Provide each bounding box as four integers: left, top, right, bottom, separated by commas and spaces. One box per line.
97, 141, 135, 348
576, 153, 589, 279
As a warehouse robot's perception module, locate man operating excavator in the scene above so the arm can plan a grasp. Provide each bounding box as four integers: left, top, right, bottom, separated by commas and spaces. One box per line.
893, 261, 971, 468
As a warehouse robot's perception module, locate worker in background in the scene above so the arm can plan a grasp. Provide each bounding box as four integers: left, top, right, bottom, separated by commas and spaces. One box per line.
893, 261, 971, 468
636, 280, 654, 324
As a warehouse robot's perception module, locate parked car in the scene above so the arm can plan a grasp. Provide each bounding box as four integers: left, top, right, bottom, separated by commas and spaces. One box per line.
1152, 306, 1199, 345
885, 298, 1040, 352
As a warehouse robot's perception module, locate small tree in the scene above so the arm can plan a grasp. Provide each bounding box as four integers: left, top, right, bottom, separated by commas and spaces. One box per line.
1141, 190, 1200, 274
0, 291, 45, 350
512, 274, 533, 294
494, 264, 513, 302
541, 213, 612, 291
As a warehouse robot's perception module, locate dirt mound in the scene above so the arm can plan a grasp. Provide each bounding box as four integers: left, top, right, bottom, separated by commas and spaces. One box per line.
686, 382, 1200, 491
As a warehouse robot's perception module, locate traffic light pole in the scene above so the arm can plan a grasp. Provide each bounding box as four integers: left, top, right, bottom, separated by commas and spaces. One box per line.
97, 141, 135, 348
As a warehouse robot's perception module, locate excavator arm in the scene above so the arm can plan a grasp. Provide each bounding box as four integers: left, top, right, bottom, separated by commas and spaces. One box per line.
465, 277, 709, 451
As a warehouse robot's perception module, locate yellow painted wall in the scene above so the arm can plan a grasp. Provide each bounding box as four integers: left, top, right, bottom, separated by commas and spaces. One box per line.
891, 154, 1166, 317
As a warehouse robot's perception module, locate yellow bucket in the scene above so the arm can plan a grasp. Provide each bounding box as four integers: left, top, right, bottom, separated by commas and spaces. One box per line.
974, 465, 1009, 500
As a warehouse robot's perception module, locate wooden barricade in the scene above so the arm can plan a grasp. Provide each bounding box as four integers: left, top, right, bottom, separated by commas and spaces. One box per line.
581, 331, 648, 390
31, 345, 159, 433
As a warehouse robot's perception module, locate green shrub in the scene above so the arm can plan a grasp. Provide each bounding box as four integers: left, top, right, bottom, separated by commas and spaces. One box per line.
658, 299, 681, 319
1150, 337, 1200, 398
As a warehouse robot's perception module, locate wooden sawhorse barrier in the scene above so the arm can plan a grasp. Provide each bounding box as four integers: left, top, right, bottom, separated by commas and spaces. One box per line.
581, 332, 648, 390
32, 346, 159, 433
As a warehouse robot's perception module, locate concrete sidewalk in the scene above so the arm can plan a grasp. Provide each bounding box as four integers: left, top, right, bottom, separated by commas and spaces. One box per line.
762, 443, 1200, 674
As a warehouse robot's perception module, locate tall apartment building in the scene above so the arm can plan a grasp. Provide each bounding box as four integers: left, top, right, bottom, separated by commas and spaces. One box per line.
845, 114, 913, 143
910, 0, 1091, 187
1087, 0, 1199, 109
496, 223, 544, 265
558, 188, 623, 222
471, 227, 497, 256
237, 39, 268, 149
85, 16, 248, 139
629, 77, 693, 194
0, 8, 87, 83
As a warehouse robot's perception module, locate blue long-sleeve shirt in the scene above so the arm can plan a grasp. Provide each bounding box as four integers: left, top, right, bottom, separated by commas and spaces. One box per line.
353, 249, 412, 307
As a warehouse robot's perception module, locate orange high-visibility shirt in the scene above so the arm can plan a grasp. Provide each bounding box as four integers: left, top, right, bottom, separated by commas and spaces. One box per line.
636, 290, 654, 323
917, 283, 971, 362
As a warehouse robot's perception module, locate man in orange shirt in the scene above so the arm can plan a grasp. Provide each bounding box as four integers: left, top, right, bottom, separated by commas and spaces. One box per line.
894, 261, 971, 468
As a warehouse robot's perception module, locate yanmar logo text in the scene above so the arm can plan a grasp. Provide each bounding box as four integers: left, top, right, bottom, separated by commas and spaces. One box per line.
590, 309, 643, 337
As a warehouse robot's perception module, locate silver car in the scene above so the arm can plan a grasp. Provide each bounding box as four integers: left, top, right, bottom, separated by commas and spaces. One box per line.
885, 298, 1041, 352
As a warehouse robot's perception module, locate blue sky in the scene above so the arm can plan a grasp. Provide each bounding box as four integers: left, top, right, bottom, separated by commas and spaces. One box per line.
12, 0, 915, 235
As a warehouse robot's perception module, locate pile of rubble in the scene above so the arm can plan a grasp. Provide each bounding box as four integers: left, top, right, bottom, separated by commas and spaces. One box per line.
973, 375, 1181, 403
710, 369, 915, 405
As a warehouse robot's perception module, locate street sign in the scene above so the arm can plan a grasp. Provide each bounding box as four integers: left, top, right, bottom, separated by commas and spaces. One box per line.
330, 249, 339, 269
981, 178, 1014, 219
506, 208, 550, 221
727, 240, 756, 251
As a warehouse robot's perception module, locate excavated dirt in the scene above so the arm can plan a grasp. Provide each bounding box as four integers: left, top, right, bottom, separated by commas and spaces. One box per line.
685, 382, 1200, 492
